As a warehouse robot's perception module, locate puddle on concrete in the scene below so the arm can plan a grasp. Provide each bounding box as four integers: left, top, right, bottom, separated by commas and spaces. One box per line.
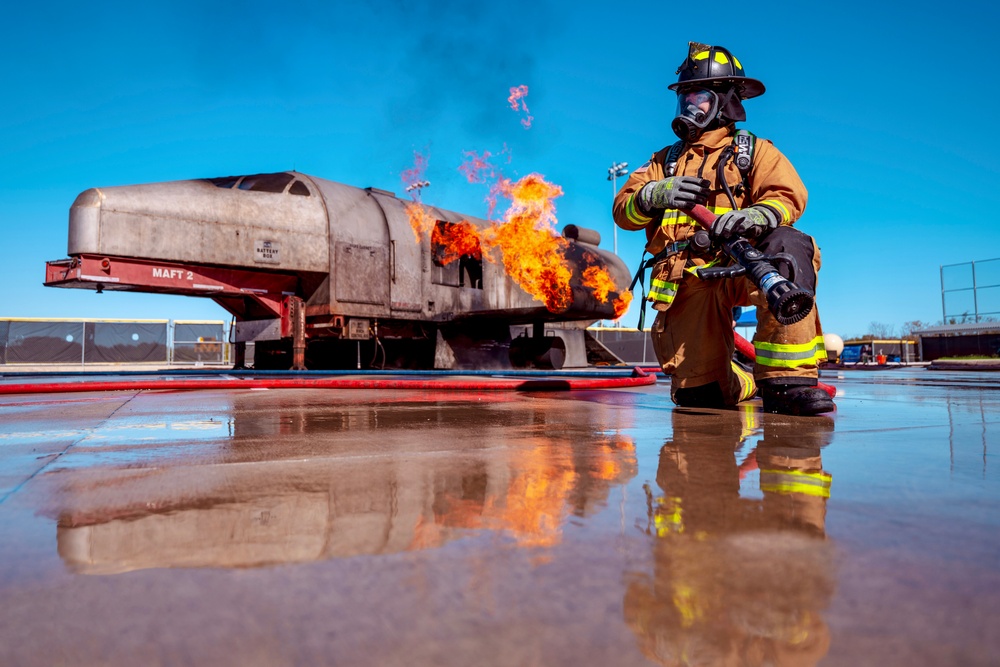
0, 376, 997, 665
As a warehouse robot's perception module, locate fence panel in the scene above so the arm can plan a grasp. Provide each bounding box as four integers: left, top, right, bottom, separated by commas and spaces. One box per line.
5, 321, 85, 364
172, 322, 226, 364
83, 321, 168, 363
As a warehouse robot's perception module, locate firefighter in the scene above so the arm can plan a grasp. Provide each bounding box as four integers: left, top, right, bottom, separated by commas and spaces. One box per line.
613, 42, 833, 415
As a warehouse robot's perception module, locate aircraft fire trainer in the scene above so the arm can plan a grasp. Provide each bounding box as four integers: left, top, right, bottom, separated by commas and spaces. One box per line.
44, 172, 631, 370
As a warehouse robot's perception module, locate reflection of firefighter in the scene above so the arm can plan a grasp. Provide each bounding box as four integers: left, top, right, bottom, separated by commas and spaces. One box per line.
624, 408, 835, 665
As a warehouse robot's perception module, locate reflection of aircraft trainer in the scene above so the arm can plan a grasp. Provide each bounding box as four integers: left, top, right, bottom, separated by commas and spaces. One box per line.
51, 395, 637, 574
43, 172, 630, 370
625, 409, 835, 666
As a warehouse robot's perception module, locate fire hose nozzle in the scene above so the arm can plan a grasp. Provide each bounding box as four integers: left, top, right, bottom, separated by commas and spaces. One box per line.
686, 205, 814, 325
767, 281, 814, 325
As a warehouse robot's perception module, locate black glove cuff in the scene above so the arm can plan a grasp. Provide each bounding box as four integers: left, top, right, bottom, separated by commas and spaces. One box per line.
752, 203, 783, 228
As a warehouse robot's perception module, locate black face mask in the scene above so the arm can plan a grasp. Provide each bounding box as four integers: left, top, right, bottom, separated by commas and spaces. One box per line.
671, 88, 719, 141
671, 87, 745, 140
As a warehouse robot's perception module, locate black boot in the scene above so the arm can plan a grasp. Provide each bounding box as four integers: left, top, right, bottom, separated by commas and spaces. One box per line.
672, 381, 726, 408
760, 380, 834, 416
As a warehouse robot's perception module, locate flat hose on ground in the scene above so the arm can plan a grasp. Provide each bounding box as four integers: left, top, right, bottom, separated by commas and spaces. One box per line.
0, 368, 657, 396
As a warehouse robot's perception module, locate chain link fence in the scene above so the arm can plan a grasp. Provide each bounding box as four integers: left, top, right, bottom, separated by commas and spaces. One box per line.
0, 319, 229, 366
941, 258, 1000, 324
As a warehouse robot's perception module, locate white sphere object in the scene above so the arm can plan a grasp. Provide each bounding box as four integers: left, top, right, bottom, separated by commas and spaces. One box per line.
824, 333, 844, 360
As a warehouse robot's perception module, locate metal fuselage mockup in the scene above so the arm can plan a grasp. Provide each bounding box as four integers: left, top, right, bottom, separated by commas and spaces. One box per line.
44, 172, 630, 369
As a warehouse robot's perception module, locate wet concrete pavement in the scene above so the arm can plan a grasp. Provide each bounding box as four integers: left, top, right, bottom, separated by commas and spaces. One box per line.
0, 369, 997, 666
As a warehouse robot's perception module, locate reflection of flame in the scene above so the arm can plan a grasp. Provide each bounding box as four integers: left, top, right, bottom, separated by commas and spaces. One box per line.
415, 436, 637, 551
507, 84, 533, 129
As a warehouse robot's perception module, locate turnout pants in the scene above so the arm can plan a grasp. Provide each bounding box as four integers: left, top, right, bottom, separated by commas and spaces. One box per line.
651, 226, 825, 406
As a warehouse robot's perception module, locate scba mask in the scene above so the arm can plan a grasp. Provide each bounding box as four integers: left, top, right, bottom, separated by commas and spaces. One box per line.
671, 88, 720, 140
671, 86, 746, 141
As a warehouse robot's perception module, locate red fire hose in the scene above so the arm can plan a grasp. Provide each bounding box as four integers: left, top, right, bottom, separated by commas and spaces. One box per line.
0, 368, 657, 396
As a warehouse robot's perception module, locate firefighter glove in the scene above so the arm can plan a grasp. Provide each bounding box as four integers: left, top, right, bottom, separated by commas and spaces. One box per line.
637, 176, 710, 213
710, 205, 779, 240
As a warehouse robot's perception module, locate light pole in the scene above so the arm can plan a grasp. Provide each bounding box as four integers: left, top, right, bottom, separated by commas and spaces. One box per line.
607, 162, 628, 256
606, 161, 629, 328
405, 180, 430, 199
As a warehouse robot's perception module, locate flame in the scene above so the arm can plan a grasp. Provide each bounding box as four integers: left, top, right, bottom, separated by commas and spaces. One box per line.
431, 220, 483, 265
486, 174, 572, 312
459, 148, 512, 218
507, 84, 533, 129
403, 147, 628, 316
405, 201, 436, 243
458, 150, 496, 183
582, 265, 615, 303
613, 290, 634, 319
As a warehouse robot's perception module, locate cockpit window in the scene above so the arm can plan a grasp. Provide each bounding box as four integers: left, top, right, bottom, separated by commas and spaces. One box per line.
207, 172, 309, 195
238, 173, 295, 193
208, 176, 242, 189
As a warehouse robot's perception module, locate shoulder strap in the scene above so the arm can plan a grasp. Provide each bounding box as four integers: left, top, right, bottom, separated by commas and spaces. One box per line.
664, 141, 684, 177
732, 129, 756, 190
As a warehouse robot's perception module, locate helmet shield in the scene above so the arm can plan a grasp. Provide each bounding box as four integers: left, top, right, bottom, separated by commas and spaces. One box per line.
672, 88, 720, 141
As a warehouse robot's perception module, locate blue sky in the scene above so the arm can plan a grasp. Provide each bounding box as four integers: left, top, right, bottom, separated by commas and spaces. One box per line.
2, 0, 998, 339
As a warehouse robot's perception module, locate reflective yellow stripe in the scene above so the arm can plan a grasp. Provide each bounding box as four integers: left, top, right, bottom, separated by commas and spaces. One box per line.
654, 495, 684, 536
754, 336, 826, 369
739, 402, 758, 438
625, 193, 652, 226
760, 469, 832, 498
731, 361, 756, 401
692, 50, 730, 67
661, 205, 733, 227
685, 257, 722, 276
672, 583, 702, 628
647, 278, 678, 303
758, 199, 791, 223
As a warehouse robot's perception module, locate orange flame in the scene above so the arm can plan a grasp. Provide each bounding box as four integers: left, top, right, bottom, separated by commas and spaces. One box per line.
582, 265, 615, 303
459, 148, 513, 218
409, 434, 637, 551
612, 290, 633, 319
583, 262, 632, 320
404, 149, 627, 316
405, 201, 436, 243
507, 84, 533, 129
431, 220, 483, 265
486, 174, 572, 312
458, 150, 496, 183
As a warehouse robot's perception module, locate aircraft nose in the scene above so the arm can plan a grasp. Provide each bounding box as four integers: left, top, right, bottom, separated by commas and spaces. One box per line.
71, 188, 103, 209
68, 188, 104, 255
